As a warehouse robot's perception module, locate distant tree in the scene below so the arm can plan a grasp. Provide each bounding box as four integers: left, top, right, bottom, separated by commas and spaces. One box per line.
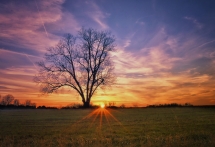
24, 100, 36, 108
25, 100, 31, 106
184, 103, 193, 106
37, 105, 46, 109
35, 28, 116, 108
13, 99, 20, 106
31, 103, 36, 107
133, 103, 138, 107
108, 102, 116, 107
1, 94, 14, 105
71, 103, 82, 108
120, 104, 125, 108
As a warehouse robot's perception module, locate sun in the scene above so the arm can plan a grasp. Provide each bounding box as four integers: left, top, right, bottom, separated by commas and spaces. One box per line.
100, 103, 105, 108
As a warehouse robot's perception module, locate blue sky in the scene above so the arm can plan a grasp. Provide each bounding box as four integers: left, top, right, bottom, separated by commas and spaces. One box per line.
0, 0, 215, 106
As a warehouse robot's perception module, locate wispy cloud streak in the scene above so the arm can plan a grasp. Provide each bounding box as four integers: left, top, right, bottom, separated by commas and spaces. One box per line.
34, 0, 49, 37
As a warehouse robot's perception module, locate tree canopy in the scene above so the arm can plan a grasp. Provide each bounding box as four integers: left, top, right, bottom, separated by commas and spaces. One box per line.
35, 28, 116, 107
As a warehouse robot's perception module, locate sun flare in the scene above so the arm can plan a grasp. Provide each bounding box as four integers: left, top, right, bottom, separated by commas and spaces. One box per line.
100, 103, 105, 108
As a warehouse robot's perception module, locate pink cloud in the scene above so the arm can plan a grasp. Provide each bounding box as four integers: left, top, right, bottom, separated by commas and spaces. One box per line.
0, 0, 79, 53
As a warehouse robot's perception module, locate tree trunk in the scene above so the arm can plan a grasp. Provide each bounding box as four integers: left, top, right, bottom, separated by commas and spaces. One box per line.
83, 101, 90, 108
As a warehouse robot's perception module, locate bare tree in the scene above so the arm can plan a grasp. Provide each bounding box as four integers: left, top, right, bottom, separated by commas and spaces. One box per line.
1, 94, 14, 105
120, 104, 125, 108
25, 100, 31, 106
35, 28, 116, 107
14, 99, 20, 106
108, 101, 116, 107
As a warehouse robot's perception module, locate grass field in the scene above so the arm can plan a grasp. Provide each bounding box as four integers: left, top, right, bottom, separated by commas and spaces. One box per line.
0, 107, 215, 147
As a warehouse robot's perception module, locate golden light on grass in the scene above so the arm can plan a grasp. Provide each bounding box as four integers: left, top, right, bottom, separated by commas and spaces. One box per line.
70, 106, 124, 133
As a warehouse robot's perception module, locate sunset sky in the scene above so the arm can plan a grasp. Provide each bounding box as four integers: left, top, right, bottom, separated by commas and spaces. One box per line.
1, 0, 215, 107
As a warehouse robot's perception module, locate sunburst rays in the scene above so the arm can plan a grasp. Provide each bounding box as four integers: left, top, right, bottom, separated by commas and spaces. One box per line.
66, 107, 127, 135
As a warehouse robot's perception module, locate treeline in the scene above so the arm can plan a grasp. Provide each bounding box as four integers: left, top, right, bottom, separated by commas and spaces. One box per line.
146, 103, 193, 108
0, 94, 36, 109
0, 94, 59, 109
1, 94, 214, 110
61, 102, 119, 109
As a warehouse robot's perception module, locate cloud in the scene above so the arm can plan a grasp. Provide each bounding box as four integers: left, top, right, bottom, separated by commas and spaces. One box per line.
113, 28, 181, 77
109, 25, 215, 106
0, 48, 41, 69
123, 39, 131, 48
184, 16, 203, 29
195, 39, 215, 49
0, 0, 80, 54
135, 19, 145, 26
84, 2, 109, 29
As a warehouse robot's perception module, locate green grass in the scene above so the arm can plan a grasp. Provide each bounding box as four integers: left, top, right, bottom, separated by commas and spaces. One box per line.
0, 108, 215, 147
